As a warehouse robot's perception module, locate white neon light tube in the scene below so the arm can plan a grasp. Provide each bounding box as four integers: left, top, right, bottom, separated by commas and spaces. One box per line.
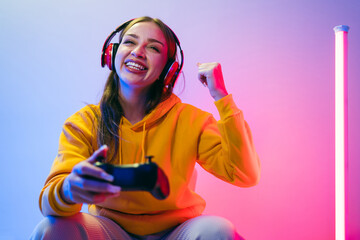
333, 25, 349, 240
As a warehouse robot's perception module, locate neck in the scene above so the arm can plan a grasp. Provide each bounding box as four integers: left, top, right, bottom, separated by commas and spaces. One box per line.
119, 84, 149, 125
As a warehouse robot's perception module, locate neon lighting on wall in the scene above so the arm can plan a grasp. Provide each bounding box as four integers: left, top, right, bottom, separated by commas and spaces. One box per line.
333, 25, 349, 240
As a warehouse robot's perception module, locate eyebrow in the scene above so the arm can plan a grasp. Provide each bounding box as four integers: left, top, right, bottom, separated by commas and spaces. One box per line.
125, 33, 165, 46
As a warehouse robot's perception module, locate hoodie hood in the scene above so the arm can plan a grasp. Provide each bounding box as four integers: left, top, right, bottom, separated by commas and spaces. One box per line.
126, 94, 181, 131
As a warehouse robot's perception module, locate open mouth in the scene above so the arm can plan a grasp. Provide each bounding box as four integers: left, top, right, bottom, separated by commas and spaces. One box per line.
125, 61, 148, 71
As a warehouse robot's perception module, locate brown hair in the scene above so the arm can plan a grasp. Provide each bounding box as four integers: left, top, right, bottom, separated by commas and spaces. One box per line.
97, 17, 179, 163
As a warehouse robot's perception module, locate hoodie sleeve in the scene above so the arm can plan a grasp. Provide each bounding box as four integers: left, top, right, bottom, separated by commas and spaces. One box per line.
39, 107, 97, 216
196, 94, 261, 187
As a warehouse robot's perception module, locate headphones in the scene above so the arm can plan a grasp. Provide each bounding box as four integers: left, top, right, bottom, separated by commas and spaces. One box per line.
101, 19, 184, 87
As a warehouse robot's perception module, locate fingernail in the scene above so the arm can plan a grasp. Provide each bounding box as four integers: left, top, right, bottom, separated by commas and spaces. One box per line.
98, 145, 108, 159
108, 185, 121, 193
100, 145, 108, 151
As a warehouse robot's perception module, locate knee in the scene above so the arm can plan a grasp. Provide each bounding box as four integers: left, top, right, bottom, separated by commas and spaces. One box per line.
185, 215, 240, 240
30, 214, 88, 240
198, 216, 236, 239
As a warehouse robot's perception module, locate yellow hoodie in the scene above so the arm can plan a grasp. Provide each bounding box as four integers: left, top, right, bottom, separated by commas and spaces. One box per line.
39, 94, 260, 236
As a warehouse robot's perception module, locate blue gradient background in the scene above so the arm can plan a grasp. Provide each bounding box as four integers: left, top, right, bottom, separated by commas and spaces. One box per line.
0, 0, 359, 239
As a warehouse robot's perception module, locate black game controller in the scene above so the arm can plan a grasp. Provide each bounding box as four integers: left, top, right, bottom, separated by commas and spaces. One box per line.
94, 156, 170, 200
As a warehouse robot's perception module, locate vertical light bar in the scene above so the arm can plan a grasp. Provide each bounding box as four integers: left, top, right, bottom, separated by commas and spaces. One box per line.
334, 25, 349, 240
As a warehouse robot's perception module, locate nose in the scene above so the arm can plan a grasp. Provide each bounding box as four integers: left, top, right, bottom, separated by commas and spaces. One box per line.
131, 46, 146, 59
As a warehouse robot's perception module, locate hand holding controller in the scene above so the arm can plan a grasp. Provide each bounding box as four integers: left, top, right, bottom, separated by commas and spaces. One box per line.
94, 156, 170, 200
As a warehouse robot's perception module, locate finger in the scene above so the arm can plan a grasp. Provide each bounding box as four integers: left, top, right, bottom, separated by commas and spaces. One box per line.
197, 63, 208, 72
88, 145, 108, 164
71, 176, 121, 194
73, 162, 113, 182
197, 62, 216, 69
90, 192, 121, 204
79, 191, 121, 204
67, 178, 121, 204
72, 191, 112, 204
197, 63, 213, 72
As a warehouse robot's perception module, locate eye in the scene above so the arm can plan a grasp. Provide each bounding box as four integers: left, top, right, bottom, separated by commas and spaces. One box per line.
123, 40, 135, 45
149, 46, 160, 53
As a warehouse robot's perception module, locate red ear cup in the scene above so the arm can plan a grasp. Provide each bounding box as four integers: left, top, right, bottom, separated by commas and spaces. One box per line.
164, 61, 179, 86
103, 43, 119, 71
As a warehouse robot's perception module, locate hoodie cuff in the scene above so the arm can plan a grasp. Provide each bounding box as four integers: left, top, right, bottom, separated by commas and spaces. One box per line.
214, 94, 242, 121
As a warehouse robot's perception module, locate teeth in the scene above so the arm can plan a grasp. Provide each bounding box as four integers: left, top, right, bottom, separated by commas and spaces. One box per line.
126, 62, 146, 70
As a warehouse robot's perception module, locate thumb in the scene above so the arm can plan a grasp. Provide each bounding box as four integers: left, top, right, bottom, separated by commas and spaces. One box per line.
88, 145, 108, 164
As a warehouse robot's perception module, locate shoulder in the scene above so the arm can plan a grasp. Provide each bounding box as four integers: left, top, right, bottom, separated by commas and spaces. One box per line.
64, 104, 100, 128
171, 100, 214, 124
156, 94, 211, 120
174, 101, 207, 113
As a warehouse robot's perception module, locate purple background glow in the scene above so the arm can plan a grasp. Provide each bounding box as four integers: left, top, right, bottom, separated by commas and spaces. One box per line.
0, 0, 359, 239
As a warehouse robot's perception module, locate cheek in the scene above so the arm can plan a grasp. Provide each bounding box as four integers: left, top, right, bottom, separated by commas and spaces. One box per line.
114, 51, 125, 74
152, 56, 169, 76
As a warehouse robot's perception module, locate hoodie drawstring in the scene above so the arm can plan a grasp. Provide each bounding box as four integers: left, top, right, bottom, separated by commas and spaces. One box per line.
119, 118, 123, 165
141, 122, 147, 163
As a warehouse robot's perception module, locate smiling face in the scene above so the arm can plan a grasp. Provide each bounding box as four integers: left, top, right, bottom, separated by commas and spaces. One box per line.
114, 21, 169, 92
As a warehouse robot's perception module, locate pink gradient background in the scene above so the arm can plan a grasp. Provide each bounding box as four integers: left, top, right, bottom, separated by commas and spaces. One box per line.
0, 0, 359, 239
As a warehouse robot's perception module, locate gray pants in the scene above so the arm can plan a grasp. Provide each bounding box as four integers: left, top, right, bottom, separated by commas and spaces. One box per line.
30, 213, 244, 240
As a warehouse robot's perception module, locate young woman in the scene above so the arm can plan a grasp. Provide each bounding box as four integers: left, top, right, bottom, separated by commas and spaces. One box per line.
31, 16, 260, 240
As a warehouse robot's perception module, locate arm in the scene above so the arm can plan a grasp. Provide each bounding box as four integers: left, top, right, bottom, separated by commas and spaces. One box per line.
196, 63, 261, 187
39, 108, 120, 216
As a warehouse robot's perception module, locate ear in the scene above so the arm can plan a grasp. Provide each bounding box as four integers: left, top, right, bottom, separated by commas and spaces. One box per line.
164, 61, 179, 86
